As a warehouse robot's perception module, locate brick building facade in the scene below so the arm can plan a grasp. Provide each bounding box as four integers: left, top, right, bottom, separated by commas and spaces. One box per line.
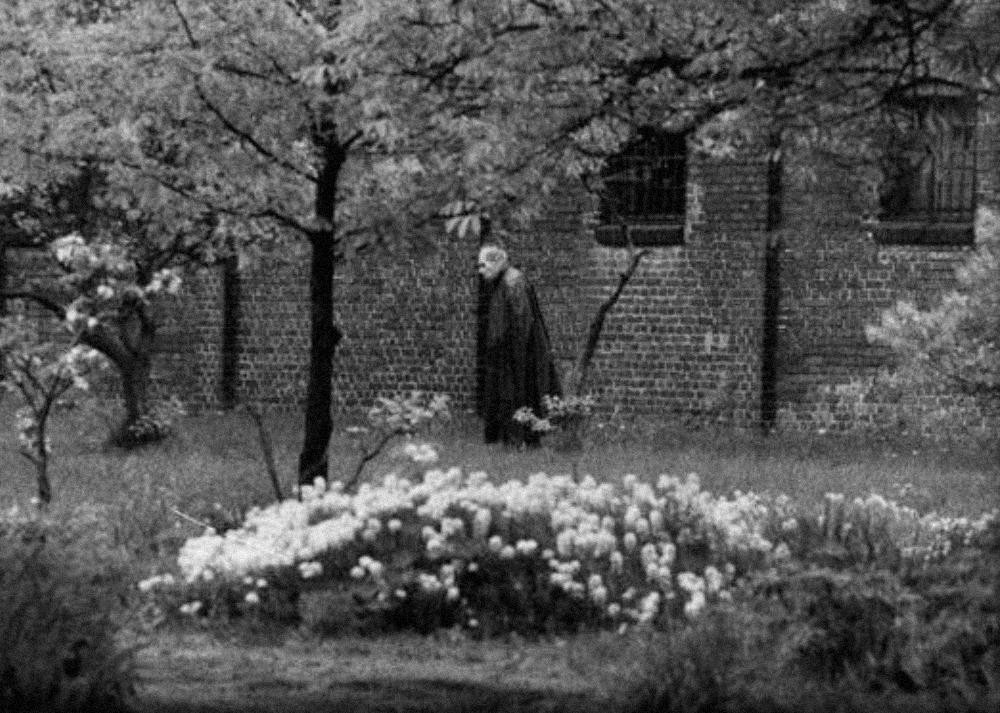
3, 103, 997, 436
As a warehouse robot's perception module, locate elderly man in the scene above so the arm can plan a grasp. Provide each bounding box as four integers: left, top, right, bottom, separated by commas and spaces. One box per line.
475, 243, 561, 446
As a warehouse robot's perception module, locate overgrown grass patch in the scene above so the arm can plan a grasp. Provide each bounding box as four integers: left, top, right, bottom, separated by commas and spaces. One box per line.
2, 401, 993, 521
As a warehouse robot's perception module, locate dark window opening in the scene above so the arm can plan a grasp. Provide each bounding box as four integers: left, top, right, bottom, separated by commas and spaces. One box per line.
596, 129, 687, 247
873, 93, 976, 246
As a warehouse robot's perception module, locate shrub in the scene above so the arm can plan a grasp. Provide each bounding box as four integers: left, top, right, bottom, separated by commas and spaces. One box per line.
0, 505, 136, 713
111, 395, 186, 448
750, 564, 921, 684
743, 505, 999, 705
622, 610, 766, 713
899, 517, 1000, 700
867, 206, 1000, 435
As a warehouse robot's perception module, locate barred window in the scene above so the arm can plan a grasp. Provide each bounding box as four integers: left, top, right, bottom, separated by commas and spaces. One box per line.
874, 93, 977, 246
595, 129, 687, 247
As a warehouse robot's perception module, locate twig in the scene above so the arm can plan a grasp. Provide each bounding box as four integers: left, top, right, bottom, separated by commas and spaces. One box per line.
169, 506, 212, 530
345, 430, 399, 493
246, 404, 284, 501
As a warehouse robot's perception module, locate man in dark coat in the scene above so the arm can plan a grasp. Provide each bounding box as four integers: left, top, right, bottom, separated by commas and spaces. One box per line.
475, 244, 561, 446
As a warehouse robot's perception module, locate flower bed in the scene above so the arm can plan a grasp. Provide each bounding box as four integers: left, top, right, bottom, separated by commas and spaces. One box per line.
139, 453, 997, 637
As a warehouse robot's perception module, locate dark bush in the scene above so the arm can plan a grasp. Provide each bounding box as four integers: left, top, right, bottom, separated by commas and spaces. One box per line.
0, 505, 136, 713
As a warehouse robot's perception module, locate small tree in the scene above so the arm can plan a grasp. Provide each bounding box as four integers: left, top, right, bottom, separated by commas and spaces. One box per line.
867, 207, 1000, 432
0, 316, 104, 504
3, 229, 187, 446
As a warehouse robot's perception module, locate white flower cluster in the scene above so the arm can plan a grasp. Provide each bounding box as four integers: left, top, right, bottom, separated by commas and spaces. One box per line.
401, 442, 439, 464
137, 573, 176, 593
809, 490, 998, 564
514, 394, 597, 434
171, 464, 784, 625
51, 234, 182, 337
366, 392, 450, 434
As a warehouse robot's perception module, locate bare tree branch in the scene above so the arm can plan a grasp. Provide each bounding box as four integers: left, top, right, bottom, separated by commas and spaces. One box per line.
0, 291, 66, 318
575, 248, 649, 394
194, 80, 317, 183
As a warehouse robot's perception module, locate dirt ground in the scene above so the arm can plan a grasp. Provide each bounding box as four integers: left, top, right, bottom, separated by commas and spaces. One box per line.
132, 630, 623, 713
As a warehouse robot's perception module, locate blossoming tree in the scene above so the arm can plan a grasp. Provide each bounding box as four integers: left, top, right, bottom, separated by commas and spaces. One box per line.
1, 212, 194, 443
0, 315, 103, 504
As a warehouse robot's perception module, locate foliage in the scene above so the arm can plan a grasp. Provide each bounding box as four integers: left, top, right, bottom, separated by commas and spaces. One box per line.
0, 315, 104, 503
0, 504, 135, 713
622, 505, 1000, 713
345, 391, 451, 490
867, 207, 1000, 428
736, 495, 999, 704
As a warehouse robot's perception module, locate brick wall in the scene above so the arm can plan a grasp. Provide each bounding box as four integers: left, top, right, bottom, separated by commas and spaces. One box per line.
153, 269, 226, 408
4, 107, 996, 437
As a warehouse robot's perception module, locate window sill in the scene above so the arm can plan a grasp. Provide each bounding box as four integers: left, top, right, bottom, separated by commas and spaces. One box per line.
595, 223, 684, 247
866, 220, 974, 246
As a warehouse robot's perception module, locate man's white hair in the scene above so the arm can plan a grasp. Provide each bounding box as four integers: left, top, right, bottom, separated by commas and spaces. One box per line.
478, 244, 508, 264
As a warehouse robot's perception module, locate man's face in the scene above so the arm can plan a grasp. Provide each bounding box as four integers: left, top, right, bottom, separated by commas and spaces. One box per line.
477, 248, 505, 281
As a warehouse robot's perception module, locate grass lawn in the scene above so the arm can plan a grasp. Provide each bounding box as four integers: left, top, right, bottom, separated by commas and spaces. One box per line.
0, 400, 996, 712
1, 400, 994, 522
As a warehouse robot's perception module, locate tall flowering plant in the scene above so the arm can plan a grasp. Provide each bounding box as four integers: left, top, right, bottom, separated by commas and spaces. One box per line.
0, 315, 104, 504
513, 394, 597, 450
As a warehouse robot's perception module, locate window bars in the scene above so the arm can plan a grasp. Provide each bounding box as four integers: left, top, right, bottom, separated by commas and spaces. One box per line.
600, 130, 687, 224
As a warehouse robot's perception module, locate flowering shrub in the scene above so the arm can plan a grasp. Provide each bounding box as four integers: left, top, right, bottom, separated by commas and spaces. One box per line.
344, 391, 450, 489
142, 464, 777, 635
365, 391, 451, 433
513, 394, 597, 450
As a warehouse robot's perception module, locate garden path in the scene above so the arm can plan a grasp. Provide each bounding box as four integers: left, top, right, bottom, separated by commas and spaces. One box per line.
133, 630, 612, 712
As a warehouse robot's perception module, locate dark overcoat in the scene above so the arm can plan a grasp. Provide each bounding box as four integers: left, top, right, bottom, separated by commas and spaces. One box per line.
475, 267, 561, 444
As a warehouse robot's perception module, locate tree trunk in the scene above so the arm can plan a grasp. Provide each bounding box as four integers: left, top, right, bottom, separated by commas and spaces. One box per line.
31, 413, 51, 505
77, 304, 158, 447
298, 139, 345, 486
33, 456, 51, 506
108, 351, 153, 446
